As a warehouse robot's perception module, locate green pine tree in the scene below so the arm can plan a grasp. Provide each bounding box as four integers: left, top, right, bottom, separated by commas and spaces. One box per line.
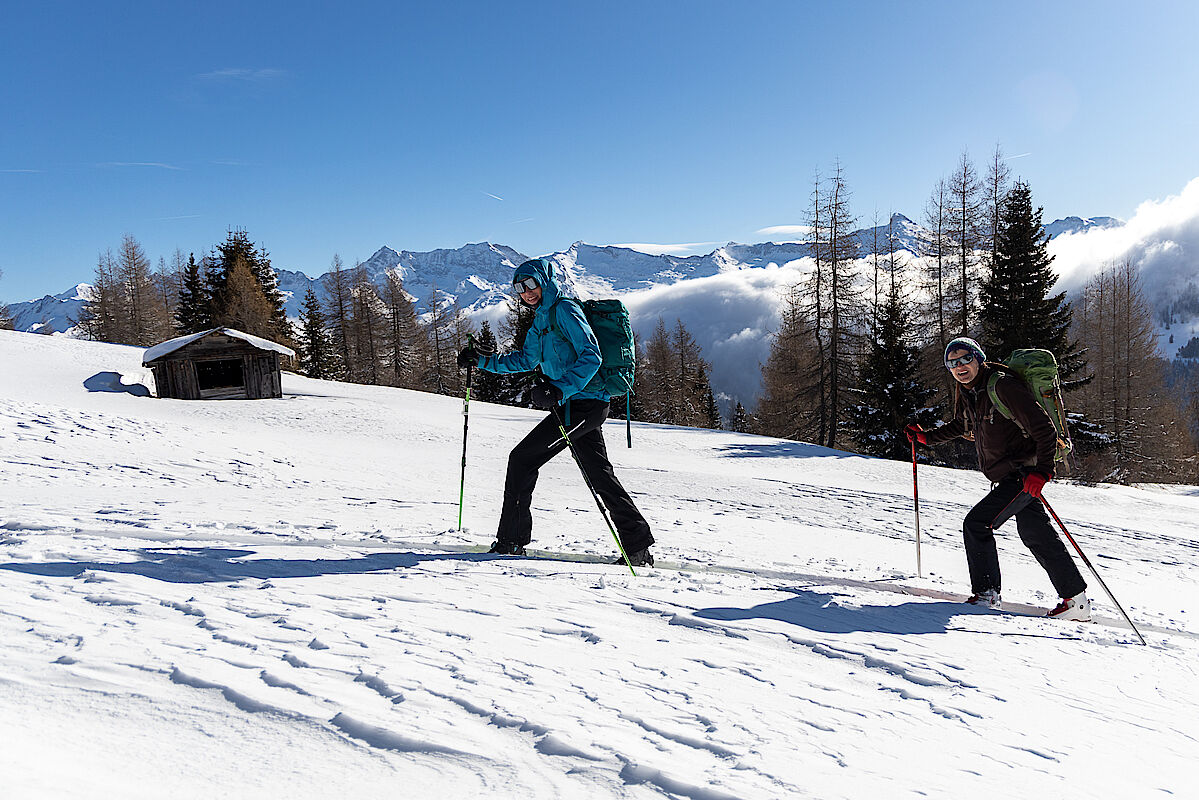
298, 287, 336, 379
496, 296, 537, 407
847, 283, 941, 460
979, 181, 1077, 367
209, 229, 293, 345
174, 253, 212, 334
471, 321, 505, 403
729, 401, 752, 433
696, 364, 722, 429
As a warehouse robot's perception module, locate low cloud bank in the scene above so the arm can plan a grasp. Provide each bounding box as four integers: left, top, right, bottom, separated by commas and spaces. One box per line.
1050, 176, 1199, 308
622, 260, 811, 407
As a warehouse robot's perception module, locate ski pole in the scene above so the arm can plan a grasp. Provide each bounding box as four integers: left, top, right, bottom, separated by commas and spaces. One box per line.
912, 438, 922, 578
1041, 496, 1147, 646
457, 345, 474, 532
550, 403, 637, 577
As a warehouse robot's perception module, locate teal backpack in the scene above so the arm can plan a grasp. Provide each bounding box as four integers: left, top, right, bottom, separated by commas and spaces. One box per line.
986, 348, 1073, 468
550, 298, 636, 398
550, 297, 637, 446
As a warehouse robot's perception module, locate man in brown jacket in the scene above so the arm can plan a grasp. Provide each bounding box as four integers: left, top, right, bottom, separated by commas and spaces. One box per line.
904, 337, 1090, 621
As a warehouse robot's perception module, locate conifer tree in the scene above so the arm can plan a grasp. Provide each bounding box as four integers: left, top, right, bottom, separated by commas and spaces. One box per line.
496, 294, 537, 406
322, 255, 353, 380
215, 256, 275, 338
1071, 261, 1194, 482
846, 282, 940, 460
471, 321, 505, 403
979, 180, 1075, 364
78, 250, 119, 341
175, 253, 212, 334
696, 364, 722, 429
208, 229, 291, 345
757, 285, 823, 441
117, 234, 170, 345
671, 319, 708, 426
819, 163, 860, 449
639, 319, 677, 423
381, 271, 421, 388
729, 401, 752, 433
948, 150, 984, 337
349, 264, 385, 385
297, 287, 336, 379
418, 289, 472, 395
983, 144, 1012, 276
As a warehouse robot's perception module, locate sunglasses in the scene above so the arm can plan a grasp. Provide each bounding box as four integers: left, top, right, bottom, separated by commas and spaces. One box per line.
514, 276, 540, 294
945, 352, 976, 369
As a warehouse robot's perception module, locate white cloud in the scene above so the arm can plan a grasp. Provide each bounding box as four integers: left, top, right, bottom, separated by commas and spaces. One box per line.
1049, 176, 1199, 306
755, 224, 812, 239
198, 68, 285, 82
102, 162, 183, 171
610, 242, 720, 256
621, 258, 813, 406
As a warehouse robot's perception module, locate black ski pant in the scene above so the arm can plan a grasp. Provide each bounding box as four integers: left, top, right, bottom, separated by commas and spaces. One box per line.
496, 398, 654, 553
962, 473, 1086, 599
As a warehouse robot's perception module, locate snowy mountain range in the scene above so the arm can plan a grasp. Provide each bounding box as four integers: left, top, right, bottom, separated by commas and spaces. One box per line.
12, 210, 1196, 407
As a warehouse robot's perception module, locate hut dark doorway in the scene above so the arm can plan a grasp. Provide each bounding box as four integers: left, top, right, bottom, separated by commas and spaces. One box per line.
196, 358, 247, 399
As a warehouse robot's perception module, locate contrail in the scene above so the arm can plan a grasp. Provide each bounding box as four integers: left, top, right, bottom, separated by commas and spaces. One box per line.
482, 191, 504, 201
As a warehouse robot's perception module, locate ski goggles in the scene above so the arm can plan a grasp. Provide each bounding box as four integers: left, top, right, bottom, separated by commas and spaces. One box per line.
513, 276, 540, 294
945, 352, 976, 369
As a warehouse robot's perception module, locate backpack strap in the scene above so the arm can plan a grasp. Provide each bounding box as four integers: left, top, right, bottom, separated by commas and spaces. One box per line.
985, 369, 1013, 421
986, 366, 1036, 443
547, 296, 581, 340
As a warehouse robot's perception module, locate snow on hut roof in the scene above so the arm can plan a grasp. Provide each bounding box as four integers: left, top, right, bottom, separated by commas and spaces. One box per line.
142, 328, 296, 365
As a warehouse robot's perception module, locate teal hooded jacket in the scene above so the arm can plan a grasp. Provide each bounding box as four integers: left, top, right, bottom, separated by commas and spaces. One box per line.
476, 258, 608, 401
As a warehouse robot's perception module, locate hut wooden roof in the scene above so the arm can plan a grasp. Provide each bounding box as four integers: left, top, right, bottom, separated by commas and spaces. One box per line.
142, 328, 296, 366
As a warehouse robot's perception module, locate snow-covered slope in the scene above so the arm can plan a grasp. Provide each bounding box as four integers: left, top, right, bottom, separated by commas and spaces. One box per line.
2, 330, 1196, 798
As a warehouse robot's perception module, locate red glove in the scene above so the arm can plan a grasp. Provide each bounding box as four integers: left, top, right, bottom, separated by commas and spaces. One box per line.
1022, 472, 1050, 498
903, 423, 927, 445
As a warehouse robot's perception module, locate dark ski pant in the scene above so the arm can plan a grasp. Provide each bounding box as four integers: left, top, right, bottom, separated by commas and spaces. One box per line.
962, 474, 1086, 598
497, 398, 654, 553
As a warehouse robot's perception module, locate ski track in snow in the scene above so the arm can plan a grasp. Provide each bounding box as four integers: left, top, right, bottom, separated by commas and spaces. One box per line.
2, 331, 1198, 798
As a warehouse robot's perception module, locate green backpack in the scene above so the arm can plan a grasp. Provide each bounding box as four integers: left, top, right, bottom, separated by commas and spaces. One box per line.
986, 348, 1073, 467
550, 297, 636, 398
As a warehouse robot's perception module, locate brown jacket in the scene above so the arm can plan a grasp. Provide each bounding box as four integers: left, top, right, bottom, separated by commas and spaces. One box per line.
925, 363, 1057, 482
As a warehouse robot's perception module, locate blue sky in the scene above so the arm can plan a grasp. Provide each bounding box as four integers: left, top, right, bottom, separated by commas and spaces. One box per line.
2, 0, 1198, 300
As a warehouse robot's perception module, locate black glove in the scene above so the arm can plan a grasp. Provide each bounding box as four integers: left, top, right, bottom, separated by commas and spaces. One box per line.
456, 345, 478, 369
529, 382, 562, 410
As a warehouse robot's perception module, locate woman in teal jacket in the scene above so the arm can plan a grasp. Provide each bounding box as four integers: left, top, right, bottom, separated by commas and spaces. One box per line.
458, 258, 654, 566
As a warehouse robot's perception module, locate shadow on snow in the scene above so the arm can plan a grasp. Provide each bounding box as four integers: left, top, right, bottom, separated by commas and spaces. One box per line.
0, 546, 510, 584
695, 587, 992, 636
715, 441, 864, 460
83, 371, 151, 397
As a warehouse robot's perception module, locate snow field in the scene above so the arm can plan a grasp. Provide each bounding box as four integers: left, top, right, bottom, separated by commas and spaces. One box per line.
1, 329, 1198, 799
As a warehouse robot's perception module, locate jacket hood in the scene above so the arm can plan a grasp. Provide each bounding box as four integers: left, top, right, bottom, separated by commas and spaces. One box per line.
513, 258, 562, 308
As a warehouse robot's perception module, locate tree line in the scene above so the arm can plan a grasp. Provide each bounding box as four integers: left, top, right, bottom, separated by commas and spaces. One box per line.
70, 154, 1197, 485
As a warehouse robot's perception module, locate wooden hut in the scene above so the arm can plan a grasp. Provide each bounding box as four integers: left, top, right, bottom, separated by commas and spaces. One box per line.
142, 327, 295, 400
